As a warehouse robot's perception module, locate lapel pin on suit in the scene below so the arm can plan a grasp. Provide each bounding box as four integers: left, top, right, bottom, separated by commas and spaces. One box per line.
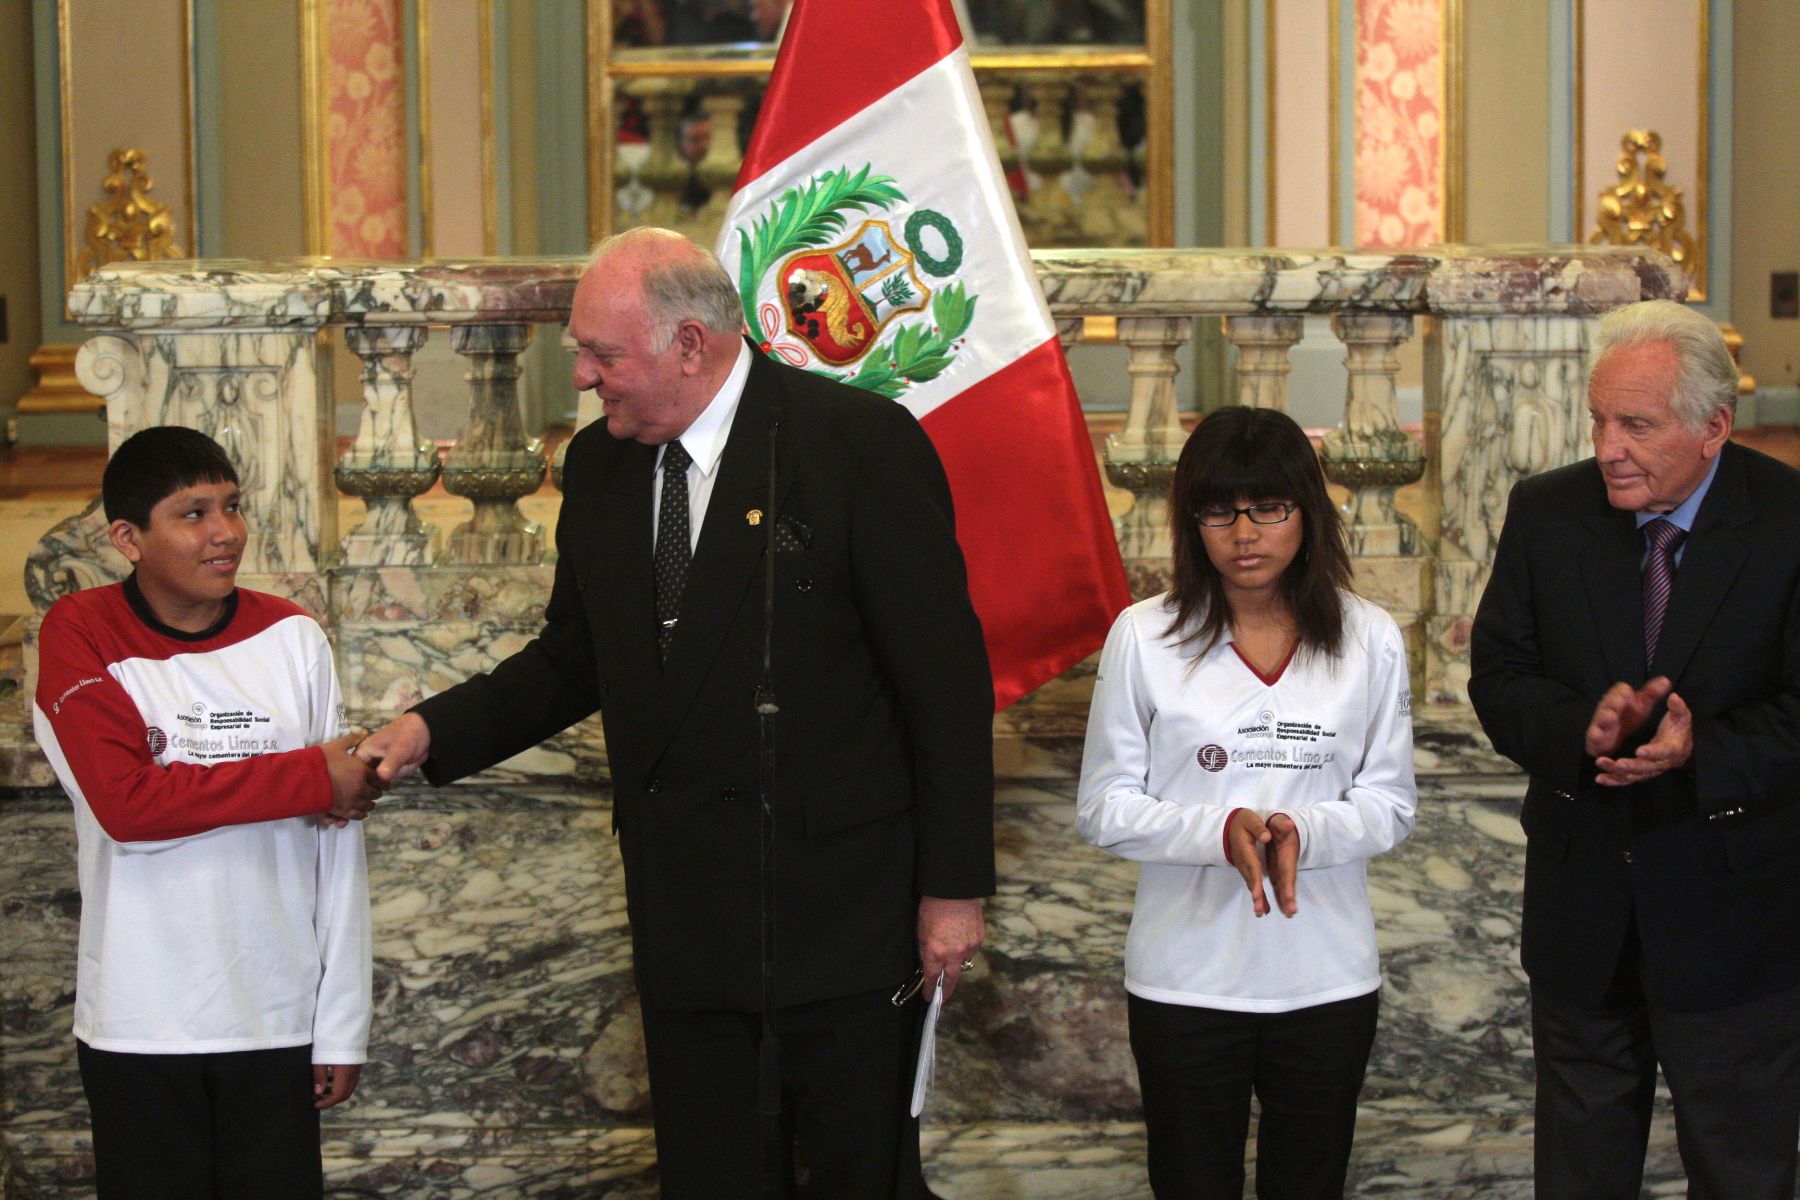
746, 509, 763, 526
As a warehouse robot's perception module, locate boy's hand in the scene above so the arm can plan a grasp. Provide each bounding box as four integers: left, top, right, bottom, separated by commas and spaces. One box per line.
312, 1063, 361, 1109
323, 732, 386, 821
355, 713, 433, 783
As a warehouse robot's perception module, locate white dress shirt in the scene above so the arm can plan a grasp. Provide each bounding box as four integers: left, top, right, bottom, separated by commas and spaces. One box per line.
653, 339, 753, 551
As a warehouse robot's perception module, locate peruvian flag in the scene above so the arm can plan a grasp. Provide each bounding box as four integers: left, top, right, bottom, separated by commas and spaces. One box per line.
717, 0, 1131, 711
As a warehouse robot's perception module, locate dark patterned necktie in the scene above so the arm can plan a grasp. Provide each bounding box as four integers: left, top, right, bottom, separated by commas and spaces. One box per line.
654, 440, 693, 660
1642, 518, 1686, 670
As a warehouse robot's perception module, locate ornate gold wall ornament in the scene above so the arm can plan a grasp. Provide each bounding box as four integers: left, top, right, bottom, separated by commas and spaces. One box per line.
1589, 130, 1696, 271
75, 149, 184, 278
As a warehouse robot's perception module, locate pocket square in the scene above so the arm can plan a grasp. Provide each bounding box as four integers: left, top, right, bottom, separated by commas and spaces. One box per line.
776, 516, 812, 554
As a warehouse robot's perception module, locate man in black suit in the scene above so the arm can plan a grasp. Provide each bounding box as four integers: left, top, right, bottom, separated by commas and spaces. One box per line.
360, 228, 995, 1198
1470, 299, 1800, 1199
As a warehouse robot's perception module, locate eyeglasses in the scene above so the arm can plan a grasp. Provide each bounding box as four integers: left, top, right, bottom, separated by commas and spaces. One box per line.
1194, 502, 1299, 527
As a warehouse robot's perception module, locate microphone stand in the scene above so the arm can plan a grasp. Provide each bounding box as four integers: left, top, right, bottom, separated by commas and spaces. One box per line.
755, 391, 783, 1199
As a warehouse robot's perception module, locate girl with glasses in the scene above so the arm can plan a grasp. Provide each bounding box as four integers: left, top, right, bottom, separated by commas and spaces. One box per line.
1077, 405, 1418, 1199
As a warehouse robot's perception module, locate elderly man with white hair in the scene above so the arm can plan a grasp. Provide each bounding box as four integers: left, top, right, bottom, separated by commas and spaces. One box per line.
1471, 299, 1800, 1199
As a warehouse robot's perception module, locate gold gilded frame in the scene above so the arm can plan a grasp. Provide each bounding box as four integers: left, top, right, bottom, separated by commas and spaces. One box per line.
586, 0, 1175, 247
57, 0, 199, 292
299, 0, 330, 254
417, 0, 435, 257
1574, 0, 1708, 298
1442, 0, 1464, 243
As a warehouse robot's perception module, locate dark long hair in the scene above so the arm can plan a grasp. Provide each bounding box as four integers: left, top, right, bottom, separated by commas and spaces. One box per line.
1163, 406, 1353, 657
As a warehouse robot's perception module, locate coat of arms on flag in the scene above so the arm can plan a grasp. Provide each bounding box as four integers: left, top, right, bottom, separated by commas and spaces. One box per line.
734, 167, 975, 392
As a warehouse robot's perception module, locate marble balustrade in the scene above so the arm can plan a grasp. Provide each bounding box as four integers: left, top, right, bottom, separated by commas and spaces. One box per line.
0, 246, 1686, 1197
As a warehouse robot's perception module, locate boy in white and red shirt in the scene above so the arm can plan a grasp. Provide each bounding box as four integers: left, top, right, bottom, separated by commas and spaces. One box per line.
32, 426, 383, 1199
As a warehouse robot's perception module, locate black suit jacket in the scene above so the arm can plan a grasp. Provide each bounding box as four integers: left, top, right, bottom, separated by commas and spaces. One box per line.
414, 348, 996, 1011
1469, 441, 1800, 1012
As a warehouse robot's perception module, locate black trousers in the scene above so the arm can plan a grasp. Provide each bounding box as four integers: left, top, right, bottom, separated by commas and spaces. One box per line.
640, 988, 927, 1199
76, 1041, 322, 1200
1531, 972, 1800, 1200
1127, 989, 1380, 1200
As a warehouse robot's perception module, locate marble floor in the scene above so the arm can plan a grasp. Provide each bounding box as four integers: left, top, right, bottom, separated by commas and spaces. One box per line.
6, 430, 1795, 1197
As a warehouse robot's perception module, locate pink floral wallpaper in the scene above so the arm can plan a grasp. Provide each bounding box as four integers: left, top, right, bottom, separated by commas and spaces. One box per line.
1353, 0, 1442, 248
326, 0, 406, 258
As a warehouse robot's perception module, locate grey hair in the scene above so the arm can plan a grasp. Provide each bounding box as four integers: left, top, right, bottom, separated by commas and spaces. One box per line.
587, 227, 743, 352
1587, 299, 1738, 430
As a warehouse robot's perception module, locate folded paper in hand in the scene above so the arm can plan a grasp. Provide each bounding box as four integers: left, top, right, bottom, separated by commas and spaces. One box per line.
909, 971, 947, 1117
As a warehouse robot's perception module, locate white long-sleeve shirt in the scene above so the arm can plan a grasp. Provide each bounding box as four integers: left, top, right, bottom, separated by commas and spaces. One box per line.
1077, 591, 1416, 1013
33, 580, 371, 1063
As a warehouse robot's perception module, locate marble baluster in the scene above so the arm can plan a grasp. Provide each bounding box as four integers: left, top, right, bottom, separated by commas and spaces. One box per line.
1075, 81, 1132, 246
441, 324, 547, 565
979, 78, 1022, 201
1322, 313, 1430, 691
1224, 315, 1304, 410
336, 324, 440, 567
637, 85, 687, 232
692, 91, 746, 241
1104, 317, 1191, 594
1322, 314, 1426, 554
1023, 80, 1079, 246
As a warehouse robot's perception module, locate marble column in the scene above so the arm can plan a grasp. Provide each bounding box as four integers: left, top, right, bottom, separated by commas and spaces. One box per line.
1425, 314, 1593, 702
441, 324, 547, 565
1224, 314, 1304, 410
1104, 316, 1190, 594
77, 329, 332, 578
337, 325, 440, 567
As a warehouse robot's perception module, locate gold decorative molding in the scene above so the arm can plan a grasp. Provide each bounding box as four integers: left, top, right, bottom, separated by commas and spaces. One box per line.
18, 345, 101, 416
75, 148, 184, 278
1588, 130, 1697, 274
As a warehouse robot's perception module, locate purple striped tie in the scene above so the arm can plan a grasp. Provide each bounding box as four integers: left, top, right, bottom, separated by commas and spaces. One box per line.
1642, 518, 1686, 669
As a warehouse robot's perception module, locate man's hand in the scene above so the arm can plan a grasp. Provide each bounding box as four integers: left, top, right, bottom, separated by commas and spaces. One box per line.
1596, 692, 1694, 787
1265, 812, 1300, 918
1585, 677, 1672, 758
322, 732, 385, 822
355, 712, 433, 784
1226, 809, 1275, 918
917, 896, 983, 1001
312, 1063, 361, 1109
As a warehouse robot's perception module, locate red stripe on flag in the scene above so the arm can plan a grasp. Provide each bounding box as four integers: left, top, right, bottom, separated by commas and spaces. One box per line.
737, 0, 964, 187
921, 340, 1134, 710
